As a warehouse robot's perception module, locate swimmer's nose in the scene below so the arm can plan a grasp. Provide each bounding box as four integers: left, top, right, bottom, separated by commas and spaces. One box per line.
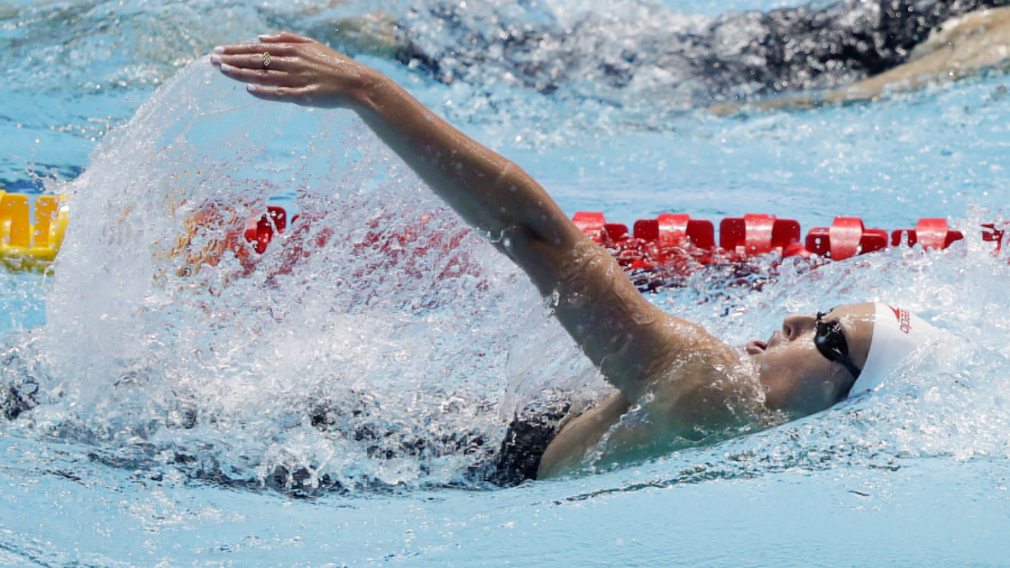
782, 314, 817, 341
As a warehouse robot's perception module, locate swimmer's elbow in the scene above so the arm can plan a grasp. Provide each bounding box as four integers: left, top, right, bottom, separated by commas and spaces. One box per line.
489, 164, 574, 246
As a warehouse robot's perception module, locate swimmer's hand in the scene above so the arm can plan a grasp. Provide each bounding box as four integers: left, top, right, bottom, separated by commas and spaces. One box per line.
211, 31, 378, 109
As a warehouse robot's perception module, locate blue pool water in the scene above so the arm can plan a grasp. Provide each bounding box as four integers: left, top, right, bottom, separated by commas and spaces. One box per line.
3, 0, 1010, 565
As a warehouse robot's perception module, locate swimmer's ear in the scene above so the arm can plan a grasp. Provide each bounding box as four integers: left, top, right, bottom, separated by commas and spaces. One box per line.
258, 31, 316, 44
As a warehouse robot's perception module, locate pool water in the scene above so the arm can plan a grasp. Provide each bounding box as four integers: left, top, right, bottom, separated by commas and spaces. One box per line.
3, 0, 1010, 565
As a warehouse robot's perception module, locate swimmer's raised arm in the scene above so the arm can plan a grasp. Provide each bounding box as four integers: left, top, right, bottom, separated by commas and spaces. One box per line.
212, 32, 738, 398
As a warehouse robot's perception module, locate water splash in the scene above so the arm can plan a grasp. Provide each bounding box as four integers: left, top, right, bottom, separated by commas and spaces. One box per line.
0, 59, 609, 492
6, 59, 1010, 493
3, 1, 1010, 496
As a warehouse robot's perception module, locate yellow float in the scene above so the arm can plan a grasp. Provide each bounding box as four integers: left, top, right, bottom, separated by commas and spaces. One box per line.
0, 191, 70, 271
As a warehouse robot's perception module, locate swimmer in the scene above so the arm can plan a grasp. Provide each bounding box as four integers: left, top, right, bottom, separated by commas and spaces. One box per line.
211, 33, 949, 483
280, 0, 1010, 109
712, 6, 1010, 115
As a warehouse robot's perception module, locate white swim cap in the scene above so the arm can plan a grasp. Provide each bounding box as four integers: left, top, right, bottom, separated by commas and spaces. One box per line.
848, 303, 946, 397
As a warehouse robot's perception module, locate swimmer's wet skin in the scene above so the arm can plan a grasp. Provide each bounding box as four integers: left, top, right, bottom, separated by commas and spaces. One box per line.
211, 33, 946, 482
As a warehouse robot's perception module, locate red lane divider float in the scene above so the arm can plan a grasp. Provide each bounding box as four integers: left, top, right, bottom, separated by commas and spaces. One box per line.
983, 222, 1009, 254
805, 217, 888, 261
570, 212, 993, 267
565, 212, 1010, 289
890, 218, 965, 250
721, 214, 806, 258
244, 205, 300, 254
242, 204, 1007, 290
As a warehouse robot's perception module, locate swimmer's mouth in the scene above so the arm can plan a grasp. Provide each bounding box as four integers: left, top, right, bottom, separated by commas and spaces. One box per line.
745, 340, 767, 355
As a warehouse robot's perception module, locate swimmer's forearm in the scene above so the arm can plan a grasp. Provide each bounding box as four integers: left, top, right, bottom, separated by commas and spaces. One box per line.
354, 80, 694, 393
351, 73, 573, 245
352, 76, 724, 394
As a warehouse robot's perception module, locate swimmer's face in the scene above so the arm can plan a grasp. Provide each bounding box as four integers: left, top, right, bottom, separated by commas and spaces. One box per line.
745, 303, 875, 416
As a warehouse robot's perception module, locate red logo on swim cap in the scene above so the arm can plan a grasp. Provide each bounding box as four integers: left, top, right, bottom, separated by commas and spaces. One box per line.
888, 305, 911, 334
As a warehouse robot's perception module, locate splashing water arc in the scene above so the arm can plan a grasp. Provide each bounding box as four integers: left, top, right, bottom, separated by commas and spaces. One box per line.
37, 59, 607, 491
8, 0, 1010, 562
19, 55, 1010, 496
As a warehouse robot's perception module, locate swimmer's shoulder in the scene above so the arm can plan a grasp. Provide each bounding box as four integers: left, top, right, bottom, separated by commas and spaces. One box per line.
642, 324, 755, 430
647, 318, 741, 380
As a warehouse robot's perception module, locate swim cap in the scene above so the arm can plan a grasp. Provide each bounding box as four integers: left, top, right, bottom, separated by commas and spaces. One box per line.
848, 303, 945, 397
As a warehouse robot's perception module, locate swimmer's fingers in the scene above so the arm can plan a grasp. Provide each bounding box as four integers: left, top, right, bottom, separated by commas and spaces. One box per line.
245, 85, 319, 106
211, 31, 315, 57
214, 42, 299, 57
214, 33, 371, 108
213, 53, 294, 72
216, 62, 295, 87
257, 31, 315, 44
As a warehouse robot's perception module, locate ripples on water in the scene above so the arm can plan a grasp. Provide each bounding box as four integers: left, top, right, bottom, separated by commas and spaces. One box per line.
2, 0, 1010, 563
1, 0, 826, 186
1, 56, 1008, 494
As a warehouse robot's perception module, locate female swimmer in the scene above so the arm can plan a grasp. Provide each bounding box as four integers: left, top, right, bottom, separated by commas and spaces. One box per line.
211, 33, 947, 483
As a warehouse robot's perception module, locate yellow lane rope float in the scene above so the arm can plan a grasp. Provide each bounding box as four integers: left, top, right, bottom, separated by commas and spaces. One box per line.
0, 191, 70, 271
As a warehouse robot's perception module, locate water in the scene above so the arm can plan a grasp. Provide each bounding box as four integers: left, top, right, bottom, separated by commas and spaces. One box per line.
3, 0, 1010, 565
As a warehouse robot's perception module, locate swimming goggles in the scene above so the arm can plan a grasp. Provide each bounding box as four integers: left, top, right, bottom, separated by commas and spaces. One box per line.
814, 312, 862, 380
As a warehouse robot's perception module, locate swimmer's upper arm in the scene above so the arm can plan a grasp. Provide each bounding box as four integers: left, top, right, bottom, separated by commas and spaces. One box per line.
483, 165, 723, 395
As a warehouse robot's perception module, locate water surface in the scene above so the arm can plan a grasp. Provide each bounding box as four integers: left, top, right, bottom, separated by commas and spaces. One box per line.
2, 0, 1010, 565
